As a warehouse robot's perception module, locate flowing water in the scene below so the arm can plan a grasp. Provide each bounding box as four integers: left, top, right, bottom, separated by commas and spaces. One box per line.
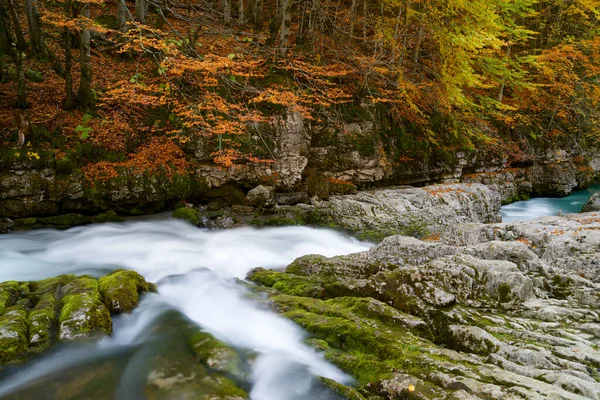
0, 221, 372, 399
501, 184, 600, 222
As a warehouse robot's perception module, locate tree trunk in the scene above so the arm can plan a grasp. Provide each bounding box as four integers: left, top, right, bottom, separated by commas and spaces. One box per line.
77, 2, 92, 108
117, 0, 128, 32
25, 0, 47, 59
7, 0, 26, 50
249, 0, 263, 29
497, 43, 512, 103
238, 0, 244, 24
223, 0, 231, 22
279, 0, 292, 56
0, 0, 28, 108
135, 0, 145, 24
63, 0, 74, 110
14, 109, 29, 148
15, 46, 27, 108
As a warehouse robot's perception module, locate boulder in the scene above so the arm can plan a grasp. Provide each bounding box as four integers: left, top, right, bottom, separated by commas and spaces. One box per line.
582, 192, 600, 212
245, 185, 276, 209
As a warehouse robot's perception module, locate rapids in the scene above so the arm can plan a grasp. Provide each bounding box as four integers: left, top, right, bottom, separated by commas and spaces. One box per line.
0, 221, 372, 399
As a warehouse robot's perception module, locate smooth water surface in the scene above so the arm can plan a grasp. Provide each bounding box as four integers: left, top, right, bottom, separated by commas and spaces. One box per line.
0, 221, 372, 399
501, 184, 600, 222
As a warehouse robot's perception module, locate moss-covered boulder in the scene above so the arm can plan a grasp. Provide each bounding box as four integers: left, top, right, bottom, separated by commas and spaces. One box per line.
94, 210, 124, 223
58, 276, 112, 340
99, 270, 155, 314
38, 213, 90, 229
173, 207, 200, 225
0, 271, 156, 365
0, 305, 29, 364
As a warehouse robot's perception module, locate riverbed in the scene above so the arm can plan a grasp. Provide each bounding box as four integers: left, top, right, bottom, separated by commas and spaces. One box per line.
0, 222, 371, 399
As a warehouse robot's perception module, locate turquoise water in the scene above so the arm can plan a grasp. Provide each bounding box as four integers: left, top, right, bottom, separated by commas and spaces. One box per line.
501, 184, 600, 222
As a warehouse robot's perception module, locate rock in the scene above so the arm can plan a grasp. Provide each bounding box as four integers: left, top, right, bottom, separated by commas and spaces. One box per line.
98, 270, 155, 314
172, 207, 200, 225
25, 69, 43, 82
308, 183, 501, 240
245, 185, 276, 209
0, 271, 155, 365
248, 213, 600, 399
275, 191, 310, 205
38, 213, 90, 229
231, 205, 254, 213
93, 210, 124, 223
582, 192, 600, 212
58, 276, 112, 340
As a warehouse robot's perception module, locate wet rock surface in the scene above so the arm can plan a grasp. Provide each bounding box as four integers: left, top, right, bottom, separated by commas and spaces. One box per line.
248, 211, 600, 399
0, 270, 154, 365
583, 192, 600, 212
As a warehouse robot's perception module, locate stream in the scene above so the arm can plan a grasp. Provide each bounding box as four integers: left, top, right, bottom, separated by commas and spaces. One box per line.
0, 222, 371, 399
501, 183, 600, 222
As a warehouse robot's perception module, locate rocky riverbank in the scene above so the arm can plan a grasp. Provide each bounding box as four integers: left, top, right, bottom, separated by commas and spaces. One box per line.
248, 211, 600, 399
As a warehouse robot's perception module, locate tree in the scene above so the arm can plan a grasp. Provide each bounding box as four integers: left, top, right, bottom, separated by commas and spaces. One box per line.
25, 0, 47, 59
135, 0, 145, 24
77, 0, 92, 108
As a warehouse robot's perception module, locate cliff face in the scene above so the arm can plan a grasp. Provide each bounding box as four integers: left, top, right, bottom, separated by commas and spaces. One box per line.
1, 109, 599, 219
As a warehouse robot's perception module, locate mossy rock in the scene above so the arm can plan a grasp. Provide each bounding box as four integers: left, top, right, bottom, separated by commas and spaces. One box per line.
58, 276, 112, 340
98, 270, 154, 314
328, 180, 358, 196
25, 69, 44, 82
189, 331, 245, 378
94, 210, 124, 223
0, 305, 29, 364
28, 292, 58, 351
0, 280, 19, 314
39, 213, 90, 229
320, 377, 367, 400
306, 173, 330, 199
56, 156, 73, 174
172, 207, 200, 225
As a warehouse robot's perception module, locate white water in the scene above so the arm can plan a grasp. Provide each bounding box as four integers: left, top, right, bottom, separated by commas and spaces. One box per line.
0, 221, 372, 399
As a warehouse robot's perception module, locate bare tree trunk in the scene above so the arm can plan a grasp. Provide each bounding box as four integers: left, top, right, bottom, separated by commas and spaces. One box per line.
249, 0, 263, 29
7, 0, 26, 50
238, 0, 244, 24
25, 0, 47, 59
77, 1, 92, 108
15, 46, 27, 108
362, 0, 367, 41
0, 0, 28, 108
413, 25, 424, 66
117, 0, 128, 32
349, 0, 358, 37
63, 0, 74, 110
135, 0, 145, 24
14, 109, 29, 148
497, 43, 512, 103
223, 0, 231, 22
279, 0, 292, 56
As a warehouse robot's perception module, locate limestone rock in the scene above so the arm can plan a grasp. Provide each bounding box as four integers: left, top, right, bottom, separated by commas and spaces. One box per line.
246, 185, 276, 209
582, 192, 600, 212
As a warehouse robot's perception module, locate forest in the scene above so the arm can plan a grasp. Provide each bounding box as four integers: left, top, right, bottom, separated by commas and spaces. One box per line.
0, 0, 599, 182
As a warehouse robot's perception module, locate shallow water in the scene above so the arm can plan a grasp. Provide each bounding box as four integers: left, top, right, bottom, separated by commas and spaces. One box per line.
0, 221, 372, 399
501, 184, 600, 222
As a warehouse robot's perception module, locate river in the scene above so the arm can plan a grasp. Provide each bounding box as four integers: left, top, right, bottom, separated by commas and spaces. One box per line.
501, 184, 600, 222
0, 222, 371, 399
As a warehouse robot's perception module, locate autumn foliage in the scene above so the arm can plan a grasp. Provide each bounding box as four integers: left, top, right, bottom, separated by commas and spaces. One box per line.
0, 0, 599, 183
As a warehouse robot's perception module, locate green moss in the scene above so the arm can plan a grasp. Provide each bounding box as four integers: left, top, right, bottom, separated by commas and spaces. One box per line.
320, 378, 366, 400
56, 156, 73, 174
94, 210, 124, 223
188, 331, 245, 378
38, 214, 90, 229
98, 270, 152, 314
0, 305, 29, 364
58, 277, 112, 340
0, 281, 19, 314
248, 268, 325, 298
497, 283, 512, 303
172, 207, 200, 225
28, 293, 58, 351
